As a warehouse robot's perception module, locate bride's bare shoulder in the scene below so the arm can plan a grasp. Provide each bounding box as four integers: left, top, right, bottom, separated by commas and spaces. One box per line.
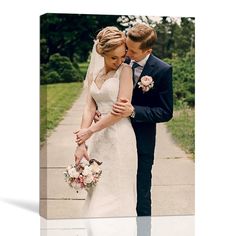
119, 63, 132, 72
120, 63, 131, 68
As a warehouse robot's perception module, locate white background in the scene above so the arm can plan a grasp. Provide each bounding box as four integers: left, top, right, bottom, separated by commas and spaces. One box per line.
0, 0, 236, 235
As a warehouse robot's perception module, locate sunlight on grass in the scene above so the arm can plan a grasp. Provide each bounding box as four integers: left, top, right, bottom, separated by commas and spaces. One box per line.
167, 109, 195, 158
40, 82, 83, 144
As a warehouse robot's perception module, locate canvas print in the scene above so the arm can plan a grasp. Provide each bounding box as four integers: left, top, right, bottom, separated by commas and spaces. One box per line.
40, 13, 195, 219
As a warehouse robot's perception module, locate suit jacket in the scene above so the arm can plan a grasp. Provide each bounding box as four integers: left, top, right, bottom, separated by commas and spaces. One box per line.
131, 54, 173, 124
129, 54, 173, 156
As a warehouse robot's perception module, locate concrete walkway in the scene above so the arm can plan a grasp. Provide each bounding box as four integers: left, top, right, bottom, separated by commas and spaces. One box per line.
40, 89, 194, 219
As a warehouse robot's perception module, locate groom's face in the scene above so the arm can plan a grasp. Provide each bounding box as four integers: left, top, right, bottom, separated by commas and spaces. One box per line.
126, 37, 151, 62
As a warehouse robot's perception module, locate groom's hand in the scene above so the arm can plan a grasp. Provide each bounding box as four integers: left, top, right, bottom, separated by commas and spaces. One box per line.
112, 98, 134, 118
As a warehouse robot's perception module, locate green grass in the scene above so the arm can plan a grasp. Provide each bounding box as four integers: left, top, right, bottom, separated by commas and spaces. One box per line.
79, 62, 89, 78
40, 82, 83, 144
167, 108, 195, 158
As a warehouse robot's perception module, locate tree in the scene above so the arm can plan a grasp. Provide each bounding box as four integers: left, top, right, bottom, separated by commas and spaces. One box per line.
40, 13, 123, 63
40, 13, 125, 84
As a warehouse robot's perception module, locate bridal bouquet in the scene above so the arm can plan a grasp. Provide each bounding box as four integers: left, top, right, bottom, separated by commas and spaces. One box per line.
64, 159, 102, 192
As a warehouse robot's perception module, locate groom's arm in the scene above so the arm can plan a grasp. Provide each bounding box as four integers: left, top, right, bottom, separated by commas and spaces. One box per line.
112, 67, 173, 123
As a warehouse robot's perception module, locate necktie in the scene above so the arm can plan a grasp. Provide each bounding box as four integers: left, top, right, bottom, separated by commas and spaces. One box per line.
132, 62, 140, 70
132, 62, 141, 86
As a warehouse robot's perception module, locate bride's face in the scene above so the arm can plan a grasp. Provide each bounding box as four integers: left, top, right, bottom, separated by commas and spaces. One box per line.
104, 44, 126, 71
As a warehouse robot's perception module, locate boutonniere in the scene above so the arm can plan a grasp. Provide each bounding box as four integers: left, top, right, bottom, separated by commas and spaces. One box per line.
137, 76, 154, 93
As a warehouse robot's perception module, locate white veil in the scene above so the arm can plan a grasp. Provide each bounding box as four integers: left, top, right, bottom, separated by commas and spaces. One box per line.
83, 39, 104, 88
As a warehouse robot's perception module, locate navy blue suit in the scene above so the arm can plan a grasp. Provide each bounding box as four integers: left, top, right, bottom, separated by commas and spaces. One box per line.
130, 54, 173, 216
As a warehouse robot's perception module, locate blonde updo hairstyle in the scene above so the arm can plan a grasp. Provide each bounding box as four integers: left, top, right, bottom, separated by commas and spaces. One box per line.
96, 26, 126, 56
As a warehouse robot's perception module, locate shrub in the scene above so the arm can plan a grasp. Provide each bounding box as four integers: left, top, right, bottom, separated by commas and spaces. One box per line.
40, 53, 83, 84
44, 71, 60, 84
165, 53, 195, 108
61, 68, 79, 82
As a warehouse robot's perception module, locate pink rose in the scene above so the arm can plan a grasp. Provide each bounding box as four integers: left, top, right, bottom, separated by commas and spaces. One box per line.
140, 76, 153, 86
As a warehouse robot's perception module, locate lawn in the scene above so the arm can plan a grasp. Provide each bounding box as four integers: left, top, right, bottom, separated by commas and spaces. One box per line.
79, 62, 89, 79
40, 82, 83, 144
166, 108, 195, 159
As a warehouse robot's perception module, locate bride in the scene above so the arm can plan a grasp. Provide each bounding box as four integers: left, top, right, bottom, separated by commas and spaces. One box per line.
73, 26, 137, 218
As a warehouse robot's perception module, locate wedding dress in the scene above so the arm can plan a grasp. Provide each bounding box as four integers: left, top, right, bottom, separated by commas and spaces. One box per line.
82, 63, 137, 218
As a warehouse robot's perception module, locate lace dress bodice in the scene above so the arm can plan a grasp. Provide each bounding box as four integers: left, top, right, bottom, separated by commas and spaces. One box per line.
90, 65, 121, 115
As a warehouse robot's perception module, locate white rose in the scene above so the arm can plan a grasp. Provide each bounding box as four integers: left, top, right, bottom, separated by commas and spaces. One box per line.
84, 174, 94, 184
90, 163, 101, 173
68, 167, 80, 178
140, 76, 153, 86
82, 165, 92, 176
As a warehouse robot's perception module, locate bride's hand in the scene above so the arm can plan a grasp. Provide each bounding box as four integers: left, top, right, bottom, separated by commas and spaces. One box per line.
74, 143, 89, 166
74, 128, 93, 145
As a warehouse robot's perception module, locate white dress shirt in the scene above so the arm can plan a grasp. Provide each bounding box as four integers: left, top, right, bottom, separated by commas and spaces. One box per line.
130, 54, 150, 85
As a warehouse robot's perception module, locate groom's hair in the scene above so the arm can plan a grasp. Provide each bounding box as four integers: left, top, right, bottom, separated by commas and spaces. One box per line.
127, 23, 157, 51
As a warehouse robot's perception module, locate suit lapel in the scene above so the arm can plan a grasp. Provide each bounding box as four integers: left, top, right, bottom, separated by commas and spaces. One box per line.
133, 54, 156, 89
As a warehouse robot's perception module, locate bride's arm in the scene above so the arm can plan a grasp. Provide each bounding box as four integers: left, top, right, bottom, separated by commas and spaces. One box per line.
76, 64, 133, 144
74, 90, 96, 163
80, 90, 97, 128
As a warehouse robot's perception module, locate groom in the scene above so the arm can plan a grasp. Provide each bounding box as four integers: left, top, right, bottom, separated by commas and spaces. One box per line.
111, 23, 173, 216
